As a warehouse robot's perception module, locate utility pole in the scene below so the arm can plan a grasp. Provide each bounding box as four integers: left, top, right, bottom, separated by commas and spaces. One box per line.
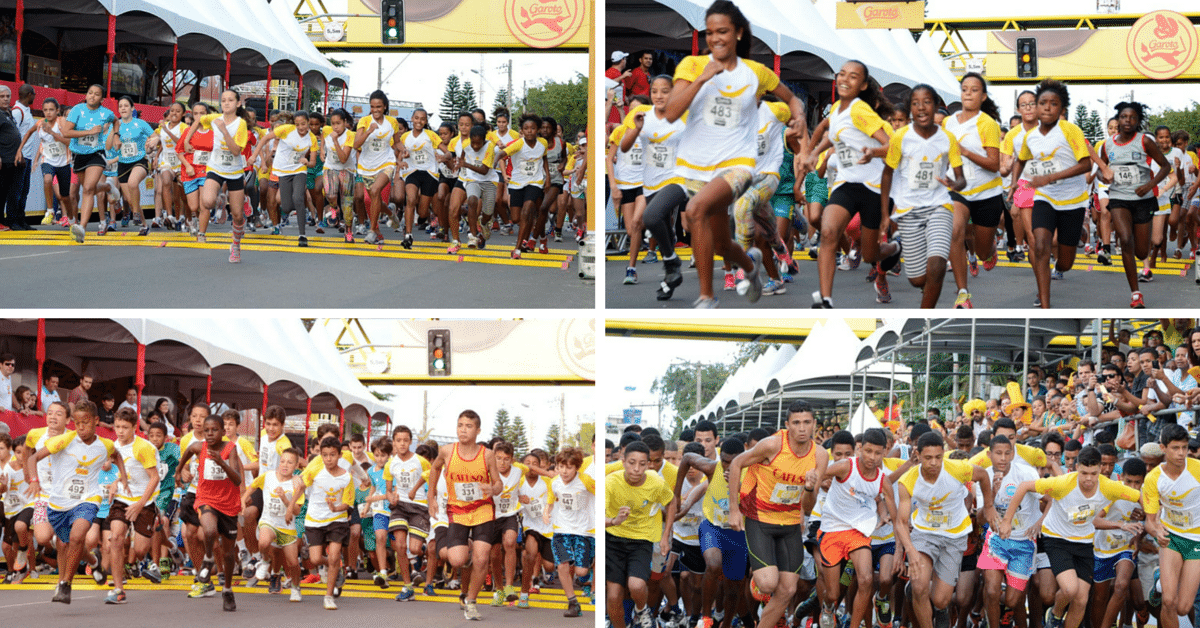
695, 364, 703, 416
421, 390, 428, 437
377, 57, 382, 91
506, 60, 513, 111
559, 393, 566, 448
479, 55, 486, 110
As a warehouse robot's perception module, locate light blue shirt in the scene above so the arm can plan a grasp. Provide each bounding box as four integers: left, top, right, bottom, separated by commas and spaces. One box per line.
66, 103, 114, 155
116, 118, 154, 164
96, 467, 119, 519
39, 387, 60, 411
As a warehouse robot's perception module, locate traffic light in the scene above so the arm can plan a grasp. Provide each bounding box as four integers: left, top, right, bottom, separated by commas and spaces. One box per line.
1016, 37, 1038, 79
428, 329, 450, 376
381, 0, 404, 45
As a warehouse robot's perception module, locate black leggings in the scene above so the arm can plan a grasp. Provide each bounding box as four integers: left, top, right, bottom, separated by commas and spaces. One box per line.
643, 183, 688, 260
279, 173, 307, 235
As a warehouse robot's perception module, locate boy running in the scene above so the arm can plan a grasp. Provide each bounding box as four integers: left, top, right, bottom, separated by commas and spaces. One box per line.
2, 436, 36, 584
545, 446, 596, 617
606, 440, 675, 628
244, 446, 305, 602
385, 424, 431, 601
178, 413, 243, 612
106, 408, 162, 603
301, 435, 356, 610
1143, 423, 1200, 628
979, 434, 1042, 628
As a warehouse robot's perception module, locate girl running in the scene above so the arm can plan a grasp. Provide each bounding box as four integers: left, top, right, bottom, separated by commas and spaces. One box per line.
504, 113, 550, 260
1013, 79, 1094, 308
61, 84, 115, 243
611, 95, 649, 284
943, 72, 1004, 309
1143, 125, 1182, 280
434, 121, 459, 251
352, 91, 403, 245
323, 109, 357, 243
535, 116, 566, 254
191, 90, 252, 262
178, 104, 212, 239
252, 110, 318, 247
108, 96, 155, 236
1097, 101, 1171, 308
879, 83, 966, 308
657, 0, 806, 307
1089, 116, 1120, 265
18, 98, 74, 227
805, 60, 898, 309
399, 108, 446, 248
1000, 90, 1039, 264
148, 103, 186, 232
632, 74, 688, 299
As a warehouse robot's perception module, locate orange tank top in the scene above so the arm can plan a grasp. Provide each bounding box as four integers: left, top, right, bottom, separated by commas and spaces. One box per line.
740, 429, 817, 525
446, 442, 494, 526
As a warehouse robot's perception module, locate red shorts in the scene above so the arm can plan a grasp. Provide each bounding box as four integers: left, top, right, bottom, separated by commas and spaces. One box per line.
818, 528, 871, 567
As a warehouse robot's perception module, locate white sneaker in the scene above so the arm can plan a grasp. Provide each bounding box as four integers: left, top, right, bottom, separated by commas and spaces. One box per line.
324, 595, 337, 610
255, 561, 269, 582
290, 587, 302, 602
467, 234, 479, 248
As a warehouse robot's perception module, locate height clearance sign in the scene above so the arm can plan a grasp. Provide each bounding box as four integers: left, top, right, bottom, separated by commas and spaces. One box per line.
987, 10, 1200, 82
334, 0, 588, 50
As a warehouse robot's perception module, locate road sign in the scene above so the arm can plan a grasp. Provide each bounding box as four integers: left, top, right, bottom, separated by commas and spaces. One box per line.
623, 408, 642, 424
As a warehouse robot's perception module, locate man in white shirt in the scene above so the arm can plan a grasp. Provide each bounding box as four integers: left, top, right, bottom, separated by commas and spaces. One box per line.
0, 353, 14, 411
117, 388, 139, 414
40, 375, 61, 412
12, 84, 37, 229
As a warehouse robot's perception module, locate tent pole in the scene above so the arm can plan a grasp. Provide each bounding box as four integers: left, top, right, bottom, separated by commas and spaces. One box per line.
773, 54, 780, 77
1022, 318, 1030, 399
861, 369, 867, 429
324, 82, 329, 112
304, 407, 311, 458
923, 320, 932, 413
260, 384, 268, 435
205, 374, 211, 405
265, 65, 272, 116
341, 87, 346, 108
692, 30, 698, 56
135, 343, 146, 420
15, 0, 23, 84
339, 407, 345, 437
225, 52, 231, 91
35, 318, 44, 411
849, 367, 854, 426
969, 318, 976, 400
171, 43, 178, 101
952, 353, 959, 407
889, 351, 896, 428
106, 14, 116, 99
297, 70, 304, 110
776, 393, 782, 430
1094, 318, 1103, 365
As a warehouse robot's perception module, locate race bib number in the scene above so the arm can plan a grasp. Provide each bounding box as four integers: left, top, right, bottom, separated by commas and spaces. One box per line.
396, 471, 413, 492
909, 161, 938, 190
454, 482, 482, 502
527, 499, 544, 519
703, 95, 740, 128
768, 484, 803, 505
757, 133, 768, 157
6, 486, 20, 510
678, 514, 701, 527
45, 142, 66, 159
560, 491, 578, 511
1112, 164, 1142, 187
267, 495, 285, 518
1027, 158, 1059, 181
439, 161, 455, 177
163, 151, 180, 167
78, 134, 99, 149
961, 159, 977, 182
121, 141, 138, 159
628, 146, 643, 167
650, 144, 674, 169
521, 159, 538, 178
369, 137, 387, 153
835, 142, 859, 167
68, 477, 86, 501
204, 459, 227, 481
924, 509, 950, 528
193, 151, 210, 165
413, 151, 429, 167
496, 494, 515, 515
1165, 508, 1192, 529
1068, 504, 1094, 524
213, 149, 236, 169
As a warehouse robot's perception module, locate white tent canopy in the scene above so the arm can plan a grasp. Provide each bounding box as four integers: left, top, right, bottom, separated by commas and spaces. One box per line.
849, 402, 885, 435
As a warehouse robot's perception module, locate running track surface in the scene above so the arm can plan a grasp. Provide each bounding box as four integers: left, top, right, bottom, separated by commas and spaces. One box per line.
605, 245, 1200, 309
0, 225, 595, 308
0, 575, 594, 627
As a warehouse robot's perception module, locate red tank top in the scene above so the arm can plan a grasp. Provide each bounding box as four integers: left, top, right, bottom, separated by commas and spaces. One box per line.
178, 128, 213, 182
195, 441, 240, 516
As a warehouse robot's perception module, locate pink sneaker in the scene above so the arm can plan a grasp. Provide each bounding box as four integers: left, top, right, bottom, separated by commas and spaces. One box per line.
229, 241, 241, 263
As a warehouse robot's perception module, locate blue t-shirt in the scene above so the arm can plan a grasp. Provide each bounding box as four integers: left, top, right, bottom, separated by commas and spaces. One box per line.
102, 147, 120, 177
96, 467, 119, 519
368, 467, 389, 516
116, 118, 154, 164
66, 103, 115, 155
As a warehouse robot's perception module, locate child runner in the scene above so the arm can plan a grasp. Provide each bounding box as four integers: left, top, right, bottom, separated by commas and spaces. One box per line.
606, 441, 675, 628
399, 108, 445, 245
517, 451, 555, 608
2, 436, 35, 584
454, 124, 499, 250
301, 435, 355, 610
546, 446, 596, 617
244, 446, 305, 602
105, 408, 163, 603
192, 90, 252, 262
612, 95, 649, 284
352, 90, 403, 246
178, 413, 243, 612
252, 111, 318, 247
1142, 424, 1200, 628
108, 96, 155, 236
1089, 457, 1145, 628
323, 108, 357, 242
61, 84, 115, 242
365, 437, 392, 589
504, 113, 550, 260
978, 434, 1042, 628
384, 424, 431, 601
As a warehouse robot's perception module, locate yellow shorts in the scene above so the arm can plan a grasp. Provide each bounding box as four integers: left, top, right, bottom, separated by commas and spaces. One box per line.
259, 523, 298, 548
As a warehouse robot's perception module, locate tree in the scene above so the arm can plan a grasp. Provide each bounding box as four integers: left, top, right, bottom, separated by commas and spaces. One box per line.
565, 422, 595, 452
439, 74, 465, 124
492, 89, 511, 122
519, 73, 588, 138
511, 414, 529, 454
492, 408, 512, 444
544, 422, 561, 455
732, 342, 785, 370
459, 81, 479, 115
651, 361, 735, 439
1148, 102, 1200, 144
1075, 104, 1102, 142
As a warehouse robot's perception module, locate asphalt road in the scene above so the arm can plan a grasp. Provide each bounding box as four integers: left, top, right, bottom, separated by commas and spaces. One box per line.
606, 244, 1200, 309
0, 223, 594, 309
0, 574, 594, 626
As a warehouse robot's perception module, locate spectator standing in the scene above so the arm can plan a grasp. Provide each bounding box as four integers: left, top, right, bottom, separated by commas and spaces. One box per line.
0, 353, 14, 411
40, 375, 61, 411
0, 86, 26, 231
67, 374, 93, 411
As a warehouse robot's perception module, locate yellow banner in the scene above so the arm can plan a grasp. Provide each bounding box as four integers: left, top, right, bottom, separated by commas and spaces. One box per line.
986, 10, 1200, 81
836, 2, 925, 30
336, 0, 589, 49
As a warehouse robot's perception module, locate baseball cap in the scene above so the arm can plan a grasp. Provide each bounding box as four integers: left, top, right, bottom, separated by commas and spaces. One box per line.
611, 51, 629, 63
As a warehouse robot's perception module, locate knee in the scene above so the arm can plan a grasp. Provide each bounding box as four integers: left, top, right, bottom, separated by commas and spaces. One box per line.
856, 570, 874, 591
1059, 581, 1077, 600
911, 578, 931, 598
1113, 579, 1129, 599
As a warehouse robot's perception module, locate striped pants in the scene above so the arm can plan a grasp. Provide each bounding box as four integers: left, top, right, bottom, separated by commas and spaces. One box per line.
895, 204, 954, 279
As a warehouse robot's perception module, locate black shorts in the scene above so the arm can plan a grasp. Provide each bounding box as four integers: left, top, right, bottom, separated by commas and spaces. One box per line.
951, 193, 1005, 229
492, 514, 520, 545
305, 520, 351, 547
453, 179, 466, 191
1171, 193, 1183, 207
42, 164, 72, 197
745, 517, 806, 574
547, 182, 565, 193
606, 533, 653, 584
117, 159, 149, 184
206, 171, 244, 192
248, 488, 264, 515
1030, 201, 1086, 247
1042, 537, 1094, 583
107, 500, 158, 538
828, 182, 883, 230
528, 530, 554, 563
179, 492, 200, 527
388, 500, 430, 538
672, 538, 705, 574
1108, 197, 1157, 226
444, 520, 496, 550
618, 186, 643, 206
197, 504, 238, 540
405, 170, 439, 197
73, 151, 106, 174
510, 184, 545, 208
3, 507, 33, 541
960, 549, 979, 572
439, 175, 457, 189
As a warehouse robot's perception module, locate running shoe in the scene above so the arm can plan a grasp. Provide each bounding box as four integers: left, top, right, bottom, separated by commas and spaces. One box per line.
875, 597, 891, 625
290, 587, 302, 602
188, 581, 216, 598
396, 585, 416, 601
644, 250, 658, 264
954, 291, 973, 309
880, 238, 903, 273
448, 241, 462, 254
969, 253, 978, 277
374, 571, 390, 589
511, 248, 521, 259
565, 598, 583, 617
1131, 291, 1146, 309
402, 233, 414, 250
334, 565, 346, 597
144, 561, 163, 584
1005, 247, 1016, 262
467, 234, 479, 249
819, 607, 836, 628
365, 231, 381, 245
634, 606, 655, 628
693, 297, 719, 309
196, 233, 206, 244
105, 589, 127, 604
424, 583, 436, 597
222, 590, 236, 612
52, 581, 71, 604
269, 574, 282, 593
190, 222, 199, 237
836, 254, 851, 271
810, 291, 833, 309
847, 248, 861, 269
538, 239, 549, 254
40, 211, 53, 225
723, 273, 736, 291
98, 220, 109, 235
464, 601, 482, 620
271, 225, 281, 236
70, 223, 85, 243
1051, 269, 1065, 280
516, 592, 531, 608
1139, 269, 1153, 282
1097, 247, 1112, 266
999, 609, 1014, 628
491, 590, 506, 606
324, 595, 338, 610
345, 231, 354, 244
92, 558, 106, 584
554, 229, 563, 242
982, 252, 998, 271
656, 257, 683, 301
762, 279, 786, 295
138, 224, 150, 236
736, 248, 764, 303
624, 267, 638, 284
229, 241, 241, 263
121, 215, 130, 228
866, 265, 878, 282
874, 271, 891, 304
298, 235, 308, 248
774, 247, 799, 275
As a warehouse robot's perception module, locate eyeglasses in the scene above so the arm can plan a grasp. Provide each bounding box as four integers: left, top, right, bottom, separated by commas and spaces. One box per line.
2, 362, 14, 367
1105, 373, 1120, 379
1019, 102, 1037, 109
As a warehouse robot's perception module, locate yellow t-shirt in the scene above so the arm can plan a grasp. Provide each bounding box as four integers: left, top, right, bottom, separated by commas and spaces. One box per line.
606, 469, 673, 542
